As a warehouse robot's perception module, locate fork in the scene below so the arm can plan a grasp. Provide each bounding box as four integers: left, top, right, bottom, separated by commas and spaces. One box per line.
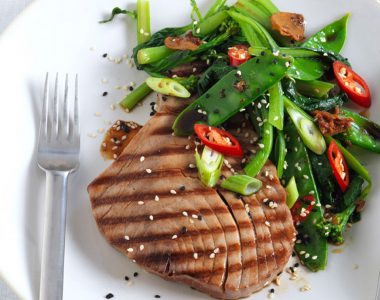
37, 73, 80, 300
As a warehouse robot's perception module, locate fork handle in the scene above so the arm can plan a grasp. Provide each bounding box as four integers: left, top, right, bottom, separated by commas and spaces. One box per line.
39, 171, 69, 300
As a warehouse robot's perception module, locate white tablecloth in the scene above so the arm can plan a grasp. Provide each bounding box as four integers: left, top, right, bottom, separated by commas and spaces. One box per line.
0, 2, 33, 300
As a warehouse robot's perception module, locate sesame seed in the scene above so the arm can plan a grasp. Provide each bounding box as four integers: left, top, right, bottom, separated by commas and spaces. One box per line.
124, 235, 130, 240
193, 253, 198, 259
303, 174, 309, 179
140, 156, 145, 162
154, 195, 160, 201
300, 250, 306, 255
305, 253, 310, 258
172, 234, 178, 239
273, 116, 279, 121
110, 104, 116, 111
138, 201, 144, 205
105, 293, 114, 299
139, 244, 144, 251
192, 214, 198, 219
113, 154, 118, 159
325, 204, 332, 209
312, 255, 318, 260
149, 215, 154, 221
214, 248, 220, 254
133, 272, 139, 277
146, 169, 152, 174
196, 28, 200, 34
185, 145, 190, 150
127, 248, 134, 253
182, 211, 188, 217
265, 221, 271, 227
300, 284, 311, 292
170, 189, 177, 194
209, 253, 216, 258
258, 143, 265, 149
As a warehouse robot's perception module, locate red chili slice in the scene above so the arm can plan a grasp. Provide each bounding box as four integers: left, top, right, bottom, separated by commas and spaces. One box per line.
327, 140, 349, 192
194, 124, 243, 157
290, 195, 315, 225
333, 61, 371, 108
227, 45, 251, 67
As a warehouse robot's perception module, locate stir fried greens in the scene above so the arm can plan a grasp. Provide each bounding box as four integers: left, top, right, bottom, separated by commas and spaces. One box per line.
101, 0, 378, 272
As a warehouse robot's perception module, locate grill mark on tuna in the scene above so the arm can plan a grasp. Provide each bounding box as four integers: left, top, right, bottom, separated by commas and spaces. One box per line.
90, 168, 194, 187
118, 146, 194, 162
149, 125, 175, 136
111, 226, 282, 246
91, 188, 215, 207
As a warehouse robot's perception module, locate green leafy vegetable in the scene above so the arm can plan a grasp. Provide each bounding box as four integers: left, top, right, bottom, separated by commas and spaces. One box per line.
99, 7, 136, 23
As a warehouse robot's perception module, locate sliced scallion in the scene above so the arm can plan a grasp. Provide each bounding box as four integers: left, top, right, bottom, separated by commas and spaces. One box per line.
146, 77, 191, 98
137, 0, 151, 44
221, 175, 262, 196
195, 146, 224, 188
285, 176, 299, 208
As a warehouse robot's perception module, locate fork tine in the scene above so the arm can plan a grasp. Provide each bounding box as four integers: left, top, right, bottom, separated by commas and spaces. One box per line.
63, 74, 69, 137
53, 73, 59, 137
73, 74, 79, 136
39, 73, 49, 141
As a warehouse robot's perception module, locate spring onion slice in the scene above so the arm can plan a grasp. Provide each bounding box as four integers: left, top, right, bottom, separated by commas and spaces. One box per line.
195, 146, 224, 188
137, 0, 151, 44
221, 175, 262, 196
146, 77, 191, 98
285, 176, 299, 208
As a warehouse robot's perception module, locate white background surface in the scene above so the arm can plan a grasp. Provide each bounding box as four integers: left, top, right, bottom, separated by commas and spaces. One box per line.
0, 0, 380, 300
0, 1, 33, 298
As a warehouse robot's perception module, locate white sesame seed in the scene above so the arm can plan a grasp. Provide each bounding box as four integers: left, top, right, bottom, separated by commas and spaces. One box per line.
154, 195, 160, 201
138, 201, 144, 205
185, 145, 190, 150
110, 104, 116, 111
300, 284, 311, 292
101, 78, 108, 84
139, 244, 145, 251
127, 248, 134, 253
303, 174, 309, 179
113, 154, 118, 159
273, 116, 279, 121
189, 219, 194, 224
312, 255, 318, 260
140, 156, 145, 162
196, 28, 200, 34
325, 204, 332, 209
124, 235, 130, 240
214, 248, 220, 254
192, 214, 198, 219
146, 168, 152, 174
265, 221, 271, 227
149, 215, 154, 221
172, 234, 178, 240
305, 253, 310, 258
112, 146, 118, 150
139, 28, 144, 34
182, 211, 188, 217
209, 253, 216, 259
300, 250, 306, 255
258, 143, 265, 149
285, 61, 290, 67
170, 189, 177, 194
193, 253, 198, 259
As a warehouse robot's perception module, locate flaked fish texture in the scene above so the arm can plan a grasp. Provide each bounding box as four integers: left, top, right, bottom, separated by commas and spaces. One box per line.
88, 95, 296, 299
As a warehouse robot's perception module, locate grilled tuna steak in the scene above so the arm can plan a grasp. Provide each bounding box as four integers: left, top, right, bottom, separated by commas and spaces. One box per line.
88, 95, 296, 299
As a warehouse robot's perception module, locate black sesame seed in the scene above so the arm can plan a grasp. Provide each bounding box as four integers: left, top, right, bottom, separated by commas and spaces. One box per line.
105, 293, 114, 299
124, 276, 130, 281
102, 91, 108, 97
272, 59, 278, 64
255, 58, 260, 63
197, 215, 203, 221
269, 288, 275, 293
154, 295, 161, 299
150, 102, 155, 106
219, 175, 226, 180
260, 51, 266, 56
150, 112, 156, 116
289, 267, 295, 273
162, 96, 167, 101
133, 272, 139, 277
129, 86, 134, 91
235, 193, 242, 199
120, 123, 130, 133
294, 263, 300, 268
179, 185, 186, 191
180, 226, 188, 234
292, 251, 296, 257
102, 53, 108, 58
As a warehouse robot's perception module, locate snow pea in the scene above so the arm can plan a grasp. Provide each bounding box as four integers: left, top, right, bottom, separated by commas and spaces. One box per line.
173, 51, 291, 136
244, 106, 273, 177
268, 81, 284, 130
295, 79, 335, 99
287, 58, 327, 81
274, 130, 286, 178
283, 121, 328, 272
302, 14, 350, 54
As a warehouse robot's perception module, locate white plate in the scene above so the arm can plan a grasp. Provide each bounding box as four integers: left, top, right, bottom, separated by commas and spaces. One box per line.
0, 0, 380, 299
